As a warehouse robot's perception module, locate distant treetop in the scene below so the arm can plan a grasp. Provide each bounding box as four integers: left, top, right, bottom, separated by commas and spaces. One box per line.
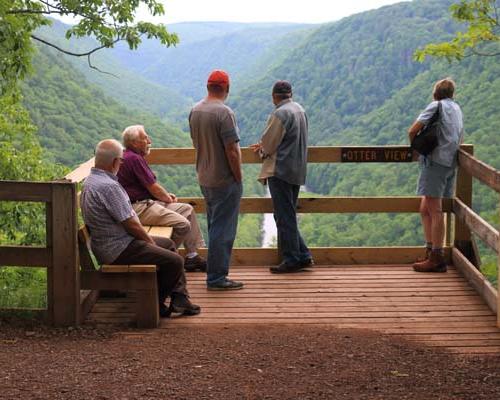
414, 0, 499, 62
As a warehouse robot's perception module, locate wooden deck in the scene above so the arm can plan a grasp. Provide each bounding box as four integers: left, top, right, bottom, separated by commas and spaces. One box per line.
87, 264, 500, 354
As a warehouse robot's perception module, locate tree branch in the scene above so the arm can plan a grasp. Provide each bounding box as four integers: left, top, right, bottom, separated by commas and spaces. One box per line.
7, 9, 63, 15
470, 47, 500, 56
86, 55, 118, 77
9, 1, 107, 26
31, 35, 120, 77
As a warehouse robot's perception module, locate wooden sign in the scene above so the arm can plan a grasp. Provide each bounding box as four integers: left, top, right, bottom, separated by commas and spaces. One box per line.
341, 147, 413, 163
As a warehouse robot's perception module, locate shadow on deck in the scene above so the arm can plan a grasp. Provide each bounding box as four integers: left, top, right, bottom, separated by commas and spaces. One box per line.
87, 264, 500, 355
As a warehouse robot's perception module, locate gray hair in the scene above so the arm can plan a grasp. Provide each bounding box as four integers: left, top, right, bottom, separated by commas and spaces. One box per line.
94, 139, 123, 168
122, 125, 144, 148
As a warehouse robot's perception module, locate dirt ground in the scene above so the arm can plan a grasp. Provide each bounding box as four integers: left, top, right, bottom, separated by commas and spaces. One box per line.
1, 316, 499, 400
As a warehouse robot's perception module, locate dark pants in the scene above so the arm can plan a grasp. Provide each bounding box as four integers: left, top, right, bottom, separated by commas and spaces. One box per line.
201, 181, 242, 285
268, 176, 311, 265
113, 236, 188, 305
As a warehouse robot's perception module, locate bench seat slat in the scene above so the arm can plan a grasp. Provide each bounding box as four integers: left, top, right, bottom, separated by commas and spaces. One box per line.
129, 265, 157, 273
147, 226, 173, 238
101, 264, 156, 273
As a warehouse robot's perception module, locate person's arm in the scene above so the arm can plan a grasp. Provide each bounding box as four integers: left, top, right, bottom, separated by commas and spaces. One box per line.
259, 115, 286, 158
121, 215, 155, 245
408, 120, 424, 142
146, 182, 176, 203
409, 101, 438, 142
224, 141, 242, 183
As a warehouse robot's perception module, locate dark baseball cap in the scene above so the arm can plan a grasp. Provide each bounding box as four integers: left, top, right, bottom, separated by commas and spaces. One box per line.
272, 80, 292, 94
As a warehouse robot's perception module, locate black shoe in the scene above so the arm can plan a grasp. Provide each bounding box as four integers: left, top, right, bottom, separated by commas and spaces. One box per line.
184, 255, 207, 272
300, 258, 315, 267
270, 262, 306, 274
207, 279, 244, 291
159, 304, 171, 318
169, 295, 201, 316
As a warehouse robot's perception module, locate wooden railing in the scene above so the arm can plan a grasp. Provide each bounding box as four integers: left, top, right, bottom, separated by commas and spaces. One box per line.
1, 144, 499, 327
452, 149, 500, 326
0, 180, 79, 326
67, 146, 456, 265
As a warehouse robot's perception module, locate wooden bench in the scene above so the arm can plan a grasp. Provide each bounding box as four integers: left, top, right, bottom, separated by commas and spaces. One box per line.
78, 225, 173, 328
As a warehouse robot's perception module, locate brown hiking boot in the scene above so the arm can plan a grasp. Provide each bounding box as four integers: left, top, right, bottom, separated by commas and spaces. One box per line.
413, 250, 447, 273
415, 247, 432, 263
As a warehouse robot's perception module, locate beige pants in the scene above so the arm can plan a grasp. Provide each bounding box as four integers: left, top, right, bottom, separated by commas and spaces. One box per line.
133, 200, 205, 253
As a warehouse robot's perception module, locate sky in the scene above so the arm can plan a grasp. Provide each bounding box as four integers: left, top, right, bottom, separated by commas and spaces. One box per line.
135, 0, 410, 24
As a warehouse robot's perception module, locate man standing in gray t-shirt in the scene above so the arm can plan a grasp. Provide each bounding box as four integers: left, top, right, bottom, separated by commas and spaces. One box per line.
189, 70, 244, 290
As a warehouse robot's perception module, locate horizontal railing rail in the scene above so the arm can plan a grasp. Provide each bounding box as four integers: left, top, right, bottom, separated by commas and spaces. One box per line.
0, 246, 52, 267
66, 146, 428, 184
0, 181, 54, 202
145, 146, 418, 165
453, 198, 499, 253
174, 196, 452, 214
458, 149, 500, 193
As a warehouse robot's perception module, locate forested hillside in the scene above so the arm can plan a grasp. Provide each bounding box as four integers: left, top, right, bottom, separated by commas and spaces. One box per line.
231, 0, 458, 144
21, 46, 189, 166
34, 20, 190, 119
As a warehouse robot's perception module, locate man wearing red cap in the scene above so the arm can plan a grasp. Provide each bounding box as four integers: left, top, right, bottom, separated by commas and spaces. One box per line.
188, 69, 244, 290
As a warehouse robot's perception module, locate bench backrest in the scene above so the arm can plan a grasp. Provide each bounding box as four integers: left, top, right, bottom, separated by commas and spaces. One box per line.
78, 226, 99, 271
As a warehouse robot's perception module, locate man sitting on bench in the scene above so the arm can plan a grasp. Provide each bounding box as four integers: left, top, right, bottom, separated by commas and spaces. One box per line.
117, 125, 207, 272
80, 139, 200, 317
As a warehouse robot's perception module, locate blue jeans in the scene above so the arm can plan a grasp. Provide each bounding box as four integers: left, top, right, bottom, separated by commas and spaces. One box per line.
268, 176, 311, 265
201, 181, 242, 285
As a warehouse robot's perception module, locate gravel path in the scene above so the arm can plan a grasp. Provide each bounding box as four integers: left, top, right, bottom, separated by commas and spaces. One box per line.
1, 317, 499, 400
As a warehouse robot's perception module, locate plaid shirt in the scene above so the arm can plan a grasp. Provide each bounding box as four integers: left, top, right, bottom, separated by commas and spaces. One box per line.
80, 168, 136, 264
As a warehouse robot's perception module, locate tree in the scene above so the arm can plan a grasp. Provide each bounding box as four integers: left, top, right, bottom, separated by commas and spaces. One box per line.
414, 0, 499, 61
0, 1, 178, 244
0, 0, 179, 92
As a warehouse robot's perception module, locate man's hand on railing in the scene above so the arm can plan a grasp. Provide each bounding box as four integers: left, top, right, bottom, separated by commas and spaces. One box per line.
249, 143, 262, 153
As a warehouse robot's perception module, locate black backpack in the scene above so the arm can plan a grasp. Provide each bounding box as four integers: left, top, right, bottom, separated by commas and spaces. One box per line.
411, 101, 441, 156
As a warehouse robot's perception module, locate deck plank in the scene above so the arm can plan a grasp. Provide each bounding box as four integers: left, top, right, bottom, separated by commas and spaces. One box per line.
86, 264, 499, 354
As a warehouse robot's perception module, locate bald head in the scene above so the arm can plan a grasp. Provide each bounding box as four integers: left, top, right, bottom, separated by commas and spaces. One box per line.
94, 139, 123, 172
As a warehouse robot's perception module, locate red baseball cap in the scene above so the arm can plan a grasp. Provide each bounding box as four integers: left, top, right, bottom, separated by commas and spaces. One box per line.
207, 69, 230, 88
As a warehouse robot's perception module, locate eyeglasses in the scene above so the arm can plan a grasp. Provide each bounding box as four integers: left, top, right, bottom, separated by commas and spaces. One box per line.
115, 157, 124, 163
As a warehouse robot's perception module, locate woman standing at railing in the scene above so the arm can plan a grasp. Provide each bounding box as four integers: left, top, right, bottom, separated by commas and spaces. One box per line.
408, 78, 464, 273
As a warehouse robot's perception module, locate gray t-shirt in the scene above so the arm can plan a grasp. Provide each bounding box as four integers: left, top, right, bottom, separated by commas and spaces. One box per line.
189, 98, 240, 187
80, 168, 136, 264
417, 98, 464, 167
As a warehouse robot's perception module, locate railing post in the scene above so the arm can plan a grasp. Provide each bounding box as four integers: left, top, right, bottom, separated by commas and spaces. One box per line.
47, 181, 80, 326
455, 145, 474, 260
45, 200, 53, 322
